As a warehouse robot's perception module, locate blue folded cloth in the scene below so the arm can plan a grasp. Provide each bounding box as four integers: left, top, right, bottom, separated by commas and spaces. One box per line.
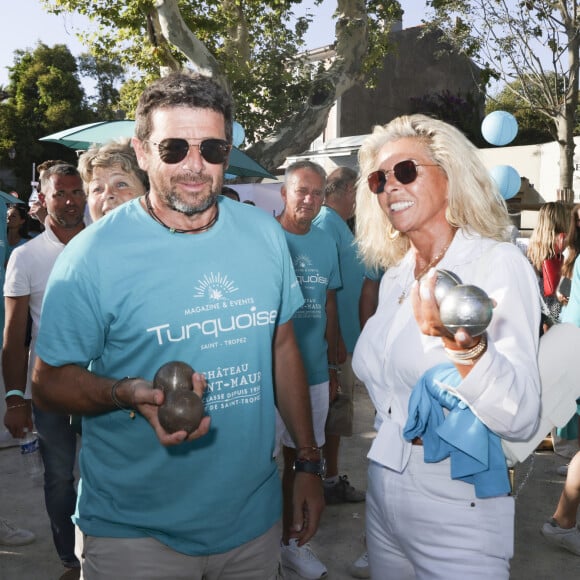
403, 363, 510, 498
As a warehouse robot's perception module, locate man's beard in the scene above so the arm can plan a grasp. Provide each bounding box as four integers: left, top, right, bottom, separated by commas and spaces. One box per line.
167, 189, 219, 216
162, 173, 222, 216
48, 210, 84, 228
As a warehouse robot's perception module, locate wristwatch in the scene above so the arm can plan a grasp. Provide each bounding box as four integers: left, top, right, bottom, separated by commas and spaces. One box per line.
293, 457, 327, 478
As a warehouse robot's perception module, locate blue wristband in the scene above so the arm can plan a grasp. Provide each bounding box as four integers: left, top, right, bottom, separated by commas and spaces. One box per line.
5, 389, 25, 399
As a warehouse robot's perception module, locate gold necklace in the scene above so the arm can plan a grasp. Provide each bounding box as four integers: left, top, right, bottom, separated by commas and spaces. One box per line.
398, 231, 456, 304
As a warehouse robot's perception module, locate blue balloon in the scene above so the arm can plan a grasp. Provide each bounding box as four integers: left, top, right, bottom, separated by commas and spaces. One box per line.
232, 122, 245, 147
481, 111, 518, 146
489, 165, 521, 200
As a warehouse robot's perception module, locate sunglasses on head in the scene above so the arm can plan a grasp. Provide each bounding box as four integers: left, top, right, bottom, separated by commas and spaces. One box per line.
148, 138, 231, 165
367, 160, 438, 194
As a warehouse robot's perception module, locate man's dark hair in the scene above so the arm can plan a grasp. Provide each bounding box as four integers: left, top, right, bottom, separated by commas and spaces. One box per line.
37, 159, 69, 192
40, 163, 80, 192
135, 72, 233, 144
221, 186, 240, 201
325, 167, 358, 200
37, 159, 69, 174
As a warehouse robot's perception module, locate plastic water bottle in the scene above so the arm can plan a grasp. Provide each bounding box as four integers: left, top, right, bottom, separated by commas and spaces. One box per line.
19, 429, 44, 485
28, 183, 39, 208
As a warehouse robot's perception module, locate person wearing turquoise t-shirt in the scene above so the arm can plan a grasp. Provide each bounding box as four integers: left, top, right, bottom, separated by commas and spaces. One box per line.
313, 167, 368, 509
31, 72, 324, 580
276, 160, 341, 580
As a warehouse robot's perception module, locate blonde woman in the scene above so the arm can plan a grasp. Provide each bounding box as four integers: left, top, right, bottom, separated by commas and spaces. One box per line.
526, 201, 569, 325
78, 138, 148, 222
353, 114, 541, 579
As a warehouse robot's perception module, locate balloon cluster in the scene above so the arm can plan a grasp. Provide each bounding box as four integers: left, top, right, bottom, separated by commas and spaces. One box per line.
481, 110, 521, 200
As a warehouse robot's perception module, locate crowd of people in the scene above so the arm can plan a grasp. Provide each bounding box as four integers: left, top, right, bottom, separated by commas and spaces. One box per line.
1, 71, 580, 580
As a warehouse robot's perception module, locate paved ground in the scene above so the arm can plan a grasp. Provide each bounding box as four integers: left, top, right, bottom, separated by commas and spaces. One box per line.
1, 384, 580, 579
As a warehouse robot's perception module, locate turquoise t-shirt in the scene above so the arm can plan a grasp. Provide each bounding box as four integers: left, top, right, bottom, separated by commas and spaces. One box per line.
35, 197, 303, 556
313, 206, 366, 353
282, 225, 341, 385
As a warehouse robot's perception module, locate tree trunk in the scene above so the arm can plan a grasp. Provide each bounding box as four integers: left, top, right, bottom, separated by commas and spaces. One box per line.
154, 0, 370, 174
557, 13, 579, 198
247, 0, 369, 171
557, 111, 575, 201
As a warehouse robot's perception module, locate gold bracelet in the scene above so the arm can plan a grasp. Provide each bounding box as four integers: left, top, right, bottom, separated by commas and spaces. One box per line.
111, 377, 138, 419
444, 333, 488, 366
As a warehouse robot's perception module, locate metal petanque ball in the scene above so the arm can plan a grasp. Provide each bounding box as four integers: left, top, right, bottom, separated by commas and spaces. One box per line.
439, 284, 493, 337
158, 390, 204, 434
153, 361, 194, 393
153, 361, 203, 434
430, 269, 462, 305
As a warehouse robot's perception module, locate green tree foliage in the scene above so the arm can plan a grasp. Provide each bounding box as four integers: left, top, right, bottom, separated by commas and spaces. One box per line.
42, 0, 403, 170
487, 78, 556, 146
426, 0, 580, 192
78, 53, 126, 118
44, 0, 330, 142
0, 43, 93, 193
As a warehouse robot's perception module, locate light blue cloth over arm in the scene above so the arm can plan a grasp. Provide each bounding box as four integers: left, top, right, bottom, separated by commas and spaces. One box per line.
403, 363, 511, 499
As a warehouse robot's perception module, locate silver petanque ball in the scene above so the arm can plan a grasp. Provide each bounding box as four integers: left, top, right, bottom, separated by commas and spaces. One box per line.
439, 284, 493, 336
419, 269, 462, 305
433, 269, 462, 305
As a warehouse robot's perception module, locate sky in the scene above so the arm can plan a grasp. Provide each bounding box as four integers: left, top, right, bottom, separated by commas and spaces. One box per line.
0, 1, 428, 87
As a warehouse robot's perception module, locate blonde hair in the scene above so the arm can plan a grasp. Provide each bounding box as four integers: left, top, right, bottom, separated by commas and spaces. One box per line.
527, 201, 569, 271
77, 138, 148, 192
355, 114, 512, 272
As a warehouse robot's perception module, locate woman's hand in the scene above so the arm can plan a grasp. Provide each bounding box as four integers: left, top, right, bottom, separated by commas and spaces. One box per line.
411, 268, 480, 349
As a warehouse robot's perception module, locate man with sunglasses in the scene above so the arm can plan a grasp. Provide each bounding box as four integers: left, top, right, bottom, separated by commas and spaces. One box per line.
32, 72, 324, 579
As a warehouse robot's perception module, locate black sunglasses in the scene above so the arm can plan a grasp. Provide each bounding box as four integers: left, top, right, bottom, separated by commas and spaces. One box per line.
367, 160, 438, 194
148, 138, 231, 165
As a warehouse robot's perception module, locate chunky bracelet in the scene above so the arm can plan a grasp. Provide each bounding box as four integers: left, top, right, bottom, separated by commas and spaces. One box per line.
328, 364, 341, 376
445, 333, 488, 366
297, 445, 322, 460
5, 389, 25, 399
111, 377, 138, 419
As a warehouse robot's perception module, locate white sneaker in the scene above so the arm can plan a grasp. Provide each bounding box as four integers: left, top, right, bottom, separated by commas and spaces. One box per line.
280, 538, 328, 579
0, 517, 36, 546
541, 519, 580, 555
348, 551, 370, 578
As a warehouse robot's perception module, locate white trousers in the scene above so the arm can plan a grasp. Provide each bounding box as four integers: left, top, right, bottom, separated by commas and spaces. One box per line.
366, 446, 514, 580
